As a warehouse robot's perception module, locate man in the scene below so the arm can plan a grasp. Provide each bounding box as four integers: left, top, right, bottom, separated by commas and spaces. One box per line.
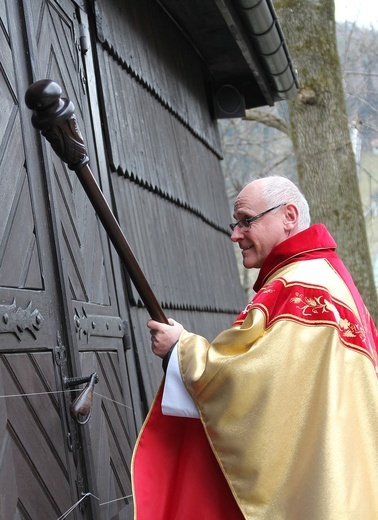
132, 176, 378, 519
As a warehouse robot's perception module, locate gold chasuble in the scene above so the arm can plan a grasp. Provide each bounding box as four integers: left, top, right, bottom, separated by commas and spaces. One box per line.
132, 225, 378, 519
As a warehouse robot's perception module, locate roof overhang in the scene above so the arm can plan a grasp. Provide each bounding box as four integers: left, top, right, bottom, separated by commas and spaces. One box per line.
156, 0, 298, 117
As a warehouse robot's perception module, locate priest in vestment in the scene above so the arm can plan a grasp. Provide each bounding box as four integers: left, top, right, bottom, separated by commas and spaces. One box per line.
133, 176, 378, 520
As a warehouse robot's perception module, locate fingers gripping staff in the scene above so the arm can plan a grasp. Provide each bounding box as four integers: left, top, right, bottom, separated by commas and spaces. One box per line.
147, 319, 183, 358
25, 79, 168, 325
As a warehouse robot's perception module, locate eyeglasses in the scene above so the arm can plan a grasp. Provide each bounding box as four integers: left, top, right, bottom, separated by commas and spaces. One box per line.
229, 203, 287, 232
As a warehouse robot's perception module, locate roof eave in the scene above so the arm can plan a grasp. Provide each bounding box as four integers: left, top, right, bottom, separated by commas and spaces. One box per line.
156, 0, 298, 114
225, 0, 299, 101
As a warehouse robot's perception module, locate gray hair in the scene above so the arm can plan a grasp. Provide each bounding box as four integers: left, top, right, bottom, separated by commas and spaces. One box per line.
260, 176, 311, 230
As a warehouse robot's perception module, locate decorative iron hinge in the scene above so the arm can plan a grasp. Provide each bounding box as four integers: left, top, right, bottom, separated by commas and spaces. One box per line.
0, 299, 44, 340
74, 306, 128, 341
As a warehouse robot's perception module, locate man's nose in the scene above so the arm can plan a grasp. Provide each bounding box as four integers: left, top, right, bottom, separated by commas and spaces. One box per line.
230, 226, 243, 242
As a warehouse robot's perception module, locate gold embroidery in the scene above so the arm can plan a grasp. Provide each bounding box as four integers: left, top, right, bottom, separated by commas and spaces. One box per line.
339, 318, 366, 341
290, 292, 334, 315
291, 292, 366, 343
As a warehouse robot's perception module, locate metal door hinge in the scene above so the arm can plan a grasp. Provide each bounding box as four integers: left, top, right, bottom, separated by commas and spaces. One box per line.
74, 307, 128, 340
0, 299, 44, 340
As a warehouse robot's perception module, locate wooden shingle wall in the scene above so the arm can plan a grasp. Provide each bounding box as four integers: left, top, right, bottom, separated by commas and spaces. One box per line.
95, 0, 246, 405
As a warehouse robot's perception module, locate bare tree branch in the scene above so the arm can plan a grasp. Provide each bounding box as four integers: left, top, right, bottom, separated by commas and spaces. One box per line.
261, 153, 294, 176
243, 109, 290, 136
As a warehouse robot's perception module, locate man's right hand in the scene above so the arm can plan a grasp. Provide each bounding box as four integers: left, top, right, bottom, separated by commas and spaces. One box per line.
147, 318, 184, 359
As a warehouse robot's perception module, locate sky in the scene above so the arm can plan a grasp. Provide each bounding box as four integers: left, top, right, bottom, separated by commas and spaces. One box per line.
334, 0, 378, 28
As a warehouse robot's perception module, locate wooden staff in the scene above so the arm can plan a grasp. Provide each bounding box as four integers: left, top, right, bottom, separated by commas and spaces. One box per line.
25, 79, 168, 324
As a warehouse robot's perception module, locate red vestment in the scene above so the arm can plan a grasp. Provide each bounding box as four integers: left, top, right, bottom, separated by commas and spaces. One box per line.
132, 224, 378, 519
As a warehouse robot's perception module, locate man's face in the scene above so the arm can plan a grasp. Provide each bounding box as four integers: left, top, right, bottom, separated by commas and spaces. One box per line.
231, 183, 289, 269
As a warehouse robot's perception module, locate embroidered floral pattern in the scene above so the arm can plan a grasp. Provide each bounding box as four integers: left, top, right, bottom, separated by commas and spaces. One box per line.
339, 318, 366, 342
234, 285, 277, 325
234, 277, 375, 368
290, 292, 366, 343
290, 293, 333, 315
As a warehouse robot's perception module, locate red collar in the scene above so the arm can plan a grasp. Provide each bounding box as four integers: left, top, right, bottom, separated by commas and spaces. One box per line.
253, 224, 337, 292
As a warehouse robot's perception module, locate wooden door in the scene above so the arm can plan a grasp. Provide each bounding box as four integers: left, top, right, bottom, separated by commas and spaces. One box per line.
0, 1, 79, 517
0, 0, 141, 518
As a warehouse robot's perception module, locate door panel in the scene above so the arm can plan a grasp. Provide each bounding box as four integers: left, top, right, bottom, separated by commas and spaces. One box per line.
0, 2, 83, 515
80, 350, 135, 518
0, 0, 140, 518
0, 352, 72, 519
25, 0, 140, 517
0, 126, 43, 290
0, 4, 42, 291
29, 0, 138, 515
30, 0, 114, 308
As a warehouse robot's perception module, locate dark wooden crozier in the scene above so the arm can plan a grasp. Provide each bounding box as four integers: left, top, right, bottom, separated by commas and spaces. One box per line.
25, 79, 168, 324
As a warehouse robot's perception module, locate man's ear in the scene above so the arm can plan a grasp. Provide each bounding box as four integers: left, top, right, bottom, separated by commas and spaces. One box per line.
283, 203, 299, 230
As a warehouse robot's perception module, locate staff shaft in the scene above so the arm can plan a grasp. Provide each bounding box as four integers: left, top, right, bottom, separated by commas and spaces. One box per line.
25, 79, 168, 324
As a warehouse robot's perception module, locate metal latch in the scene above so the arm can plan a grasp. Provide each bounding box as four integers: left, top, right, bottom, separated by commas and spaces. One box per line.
64, 373, 99, 425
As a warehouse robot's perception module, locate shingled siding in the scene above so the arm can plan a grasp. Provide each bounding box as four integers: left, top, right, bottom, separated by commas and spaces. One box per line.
94, 0, 246, 406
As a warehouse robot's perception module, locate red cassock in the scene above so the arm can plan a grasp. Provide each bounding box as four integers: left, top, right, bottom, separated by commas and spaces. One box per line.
132, 385, 244, 519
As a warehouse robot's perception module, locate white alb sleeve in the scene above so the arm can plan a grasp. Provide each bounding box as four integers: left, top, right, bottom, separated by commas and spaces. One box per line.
161, 343, 200, 418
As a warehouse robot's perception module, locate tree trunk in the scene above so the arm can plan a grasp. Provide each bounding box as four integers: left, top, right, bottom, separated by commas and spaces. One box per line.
275, 0, 378, 319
